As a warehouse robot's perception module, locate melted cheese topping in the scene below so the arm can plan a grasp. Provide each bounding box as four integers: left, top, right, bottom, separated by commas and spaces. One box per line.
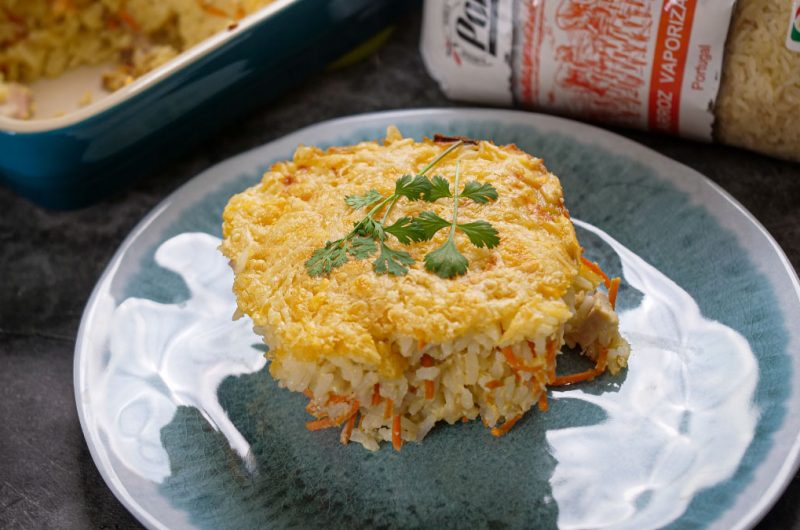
221, 128, 581, 377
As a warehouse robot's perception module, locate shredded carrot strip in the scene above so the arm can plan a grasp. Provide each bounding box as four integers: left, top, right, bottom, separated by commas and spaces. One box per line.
305, 402, 325, 418
548, 332, 610, 387
409, 385, 417, 394
234, 2, 245, 19
501, 346, 521, 368
501, 346, 528, 372
490, 414, 522, 437
461, 416, 469, 423
485, 379, 503, 389
118, 9, 140, 32
549, 348, 608, 387
340, 413, 357, 444
326, 394, 350, 404
305, 391, 328, 418
383, 398, 393, 420
371, 383, 381, 406
417, 338, 427, 350
305, 399, 358, 431
501, 346, 540, 373
581, 256, 611, 289
608, 277, 621, 310
421, 355, 436, 399
594, 347, 608, 373
392, 415, 403, 451
551, 369, 598, 386
424, 380, 434, 400
545, 340, 557, 383
538, 392, 549, 412
514, 372, 521, 383
306, 417, 335, 431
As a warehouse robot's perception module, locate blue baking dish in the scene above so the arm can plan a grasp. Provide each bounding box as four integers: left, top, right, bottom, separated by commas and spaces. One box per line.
0, 0, 416, 209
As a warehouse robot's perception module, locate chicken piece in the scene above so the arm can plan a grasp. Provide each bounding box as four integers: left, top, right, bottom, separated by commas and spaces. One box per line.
566, 290, 619, 349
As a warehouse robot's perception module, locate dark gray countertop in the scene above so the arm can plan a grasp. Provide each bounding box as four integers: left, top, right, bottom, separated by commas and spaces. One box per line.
1, 11, 799, 530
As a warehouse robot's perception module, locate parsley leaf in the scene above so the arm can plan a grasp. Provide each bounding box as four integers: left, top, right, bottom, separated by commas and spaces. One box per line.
384, 216, 427, 244
419, 160, 500, 279
373, 242, 415, 276
424, 238, 468, 279
410, 211, 451, 241
305, 239, 349, 277
459, 181, 498, 204
394, 174, 431, 201
457, 221, 500, 248
424, 175, 453, 202
345, 189, 383, 209
354, 217, 385, 240
348, 236, 378, 258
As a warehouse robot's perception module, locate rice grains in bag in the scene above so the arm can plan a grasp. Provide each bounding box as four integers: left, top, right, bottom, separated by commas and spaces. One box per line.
421, 0, 800, 161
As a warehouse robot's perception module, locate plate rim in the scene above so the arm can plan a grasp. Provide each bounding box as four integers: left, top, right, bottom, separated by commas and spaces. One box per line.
73, 107, 800, 530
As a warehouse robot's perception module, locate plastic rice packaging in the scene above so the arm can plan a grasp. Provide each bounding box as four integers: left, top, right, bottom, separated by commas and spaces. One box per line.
421, 0, 800, 161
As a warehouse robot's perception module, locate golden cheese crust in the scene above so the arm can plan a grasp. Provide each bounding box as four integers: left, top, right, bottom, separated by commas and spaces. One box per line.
221, 128, 581, 378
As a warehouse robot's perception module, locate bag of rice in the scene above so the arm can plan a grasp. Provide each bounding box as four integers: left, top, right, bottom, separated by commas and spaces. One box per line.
421, 0, 800, 161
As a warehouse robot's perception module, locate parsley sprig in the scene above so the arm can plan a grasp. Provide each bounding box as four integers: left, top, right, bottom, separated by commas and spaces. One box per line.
304, 141, 500, 278
305, 142, 463, 277
415, 161, 500, 278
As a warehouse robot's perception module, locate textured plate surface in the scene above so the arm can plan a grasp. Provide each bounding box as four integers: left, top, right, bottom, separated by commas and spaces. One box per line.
74, 109, 800, 529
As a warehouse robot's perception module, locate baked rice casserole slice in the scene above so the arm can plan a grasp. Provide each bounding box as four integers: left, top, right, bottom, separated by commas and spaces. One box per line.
220, 127, 630, 451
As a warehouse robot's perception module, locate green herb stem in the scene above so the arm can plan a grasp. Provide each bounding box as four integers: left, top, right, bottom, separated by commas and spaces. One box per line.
380, 141, 462, 224
419, 140, 463, 176
380, 195, 400, 225
365, 194, 394, 220
449, 160, 461, 241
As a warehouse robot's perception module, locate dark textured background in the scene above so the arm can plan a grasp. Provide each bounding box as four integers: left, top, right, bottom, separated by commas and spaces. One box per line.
1, 11, 799, 530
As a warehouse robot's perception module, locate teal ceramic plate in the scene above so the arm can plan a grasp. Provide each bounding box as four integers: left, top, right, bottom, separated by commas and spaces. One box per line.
74, 109, 800, 529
